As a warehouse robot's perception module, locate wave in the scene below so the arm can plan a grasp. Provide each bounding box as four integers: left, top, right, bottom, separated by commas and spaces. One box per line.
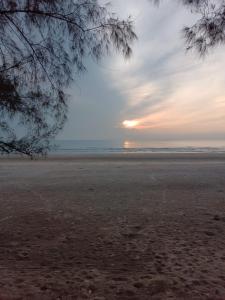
52, 141, 225, 154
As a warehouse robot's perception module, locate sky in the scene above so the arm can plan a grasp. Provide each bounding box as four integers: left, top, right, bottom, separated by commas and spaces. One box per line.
59, 0, 225, 142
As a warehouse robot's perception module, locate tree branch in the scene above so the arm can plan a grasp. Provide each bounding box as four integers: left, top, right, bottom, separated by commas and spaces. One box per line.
0, 9, 128, 33
0, 9, 85, 32
0, 56, 32, 72
4, 15, 55, 88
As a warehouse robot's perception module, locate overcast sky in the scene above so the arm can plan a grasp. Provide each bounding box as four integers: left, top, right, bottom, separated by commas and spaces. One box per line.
59, 0, 225, 141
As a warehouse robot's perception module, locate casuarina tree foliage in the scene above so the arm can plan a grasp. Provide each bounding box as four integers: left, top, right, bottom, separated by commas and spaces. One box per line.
0, 0, 137, 157
154, 0, 225, 55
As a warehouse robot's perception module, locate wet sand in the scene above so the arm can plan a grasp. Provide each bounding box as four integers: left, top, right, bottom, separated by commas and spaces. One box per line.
0, 154, 225, 299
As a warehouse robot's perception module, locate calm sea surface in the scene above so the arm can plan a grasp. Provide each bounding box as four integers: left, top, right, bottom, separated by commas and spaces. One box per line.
52, 139, 225, 155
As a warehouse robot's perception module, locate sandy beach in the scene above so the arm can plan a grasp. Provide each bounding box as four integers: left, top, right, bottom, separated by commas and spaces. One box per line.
0, 154, 225, 299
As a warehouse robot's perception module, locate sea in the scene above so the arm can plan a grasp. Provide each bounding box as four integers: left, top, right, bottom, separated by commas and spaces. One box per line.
52, 139, 225, 155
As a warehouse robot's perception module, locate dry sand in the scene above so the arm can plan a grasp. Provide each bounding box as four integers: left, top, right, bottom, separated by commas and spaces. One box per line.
0, 154, 225, 299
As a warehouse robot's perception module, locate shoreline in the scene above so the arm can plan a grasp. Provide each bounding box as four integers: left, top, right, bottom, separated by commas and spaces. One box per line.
1, 151, 225, 162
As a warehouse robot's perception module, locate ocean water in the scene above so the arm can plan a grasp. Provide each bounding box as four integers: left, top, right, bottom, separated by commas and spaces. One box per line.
52, 139, 225, 155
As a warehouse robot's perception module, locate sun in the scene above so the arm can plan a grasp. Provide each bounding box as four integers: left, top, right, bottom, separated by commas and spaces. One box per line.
122, 120, 139, 129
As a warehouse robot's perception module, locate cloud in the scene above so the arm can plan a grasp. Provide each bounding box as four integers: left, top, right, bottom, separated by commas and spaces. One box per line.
62, 0, 225, 141
105, 0, 225, 138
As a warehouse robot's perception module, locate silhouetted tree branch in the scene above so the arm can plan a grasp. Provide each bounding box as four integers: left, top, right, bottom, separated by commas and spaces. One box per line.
153, 0, 225, 55
0, 0, 137, 157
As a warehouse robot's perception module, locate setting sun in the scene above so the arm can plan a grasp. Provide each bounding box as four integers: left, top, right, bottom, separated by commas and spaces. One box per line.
122, 120, 139, 128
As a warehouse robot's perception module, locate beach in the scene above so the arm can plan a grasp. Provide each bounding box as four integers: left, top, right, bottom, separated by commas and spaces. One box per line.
0, 154, 225, 299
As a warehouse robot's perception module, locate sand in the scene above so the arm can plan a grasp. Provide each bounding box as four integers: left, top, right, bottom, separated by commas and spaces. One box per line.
0, 153, 225, 299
